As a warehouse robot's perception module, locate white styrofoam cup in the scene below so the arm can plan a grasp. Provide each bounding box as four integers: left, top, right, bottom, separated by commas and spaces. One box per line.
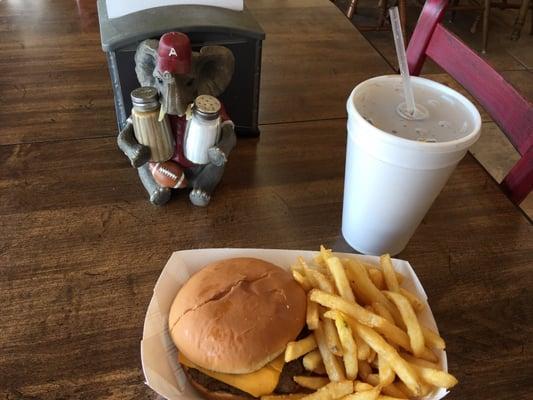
342, 75, 481, 256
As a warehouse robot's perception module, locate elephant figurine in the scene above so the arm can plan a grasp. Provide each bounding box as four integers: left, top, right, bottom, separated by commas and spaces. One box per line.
117, 31, 237, 207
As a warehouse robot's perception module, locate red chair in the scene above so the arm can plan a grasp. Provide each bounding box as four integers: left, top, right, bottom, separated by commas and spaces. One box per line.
406, 0, 533, 205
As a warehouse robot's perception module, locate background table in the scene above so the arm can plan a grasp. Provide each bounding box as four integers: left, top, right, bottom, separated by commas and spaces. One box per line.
0, 0, 531, 399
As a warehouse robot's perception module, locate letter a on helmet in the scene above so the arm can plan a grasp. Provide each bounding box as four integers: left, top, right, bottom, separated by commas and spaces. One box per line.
157, 32, 192, 75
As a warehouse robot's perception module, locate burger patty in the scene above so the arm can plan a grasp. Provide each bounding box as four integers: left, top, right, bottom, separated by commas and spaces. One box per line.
185, 367, 256, 399
185, 358, 311, 399
275, 358, 309, 394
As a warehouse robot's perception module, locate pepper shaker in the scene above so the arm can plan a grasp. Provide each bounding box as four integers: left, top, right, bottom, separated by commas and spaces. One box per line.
130, 87, 175, 162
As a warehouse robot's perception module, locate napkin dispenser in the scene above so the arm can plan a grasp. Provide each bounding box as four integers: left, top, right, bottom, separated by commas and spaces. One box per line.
97, 0, 265, 136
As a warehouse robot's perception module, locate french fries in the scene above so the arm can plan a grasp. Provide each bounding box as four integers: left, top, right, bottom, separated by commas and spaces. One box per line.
315, 245, 333, 268
315, 322, 346, 382
357, 360, 372, 380
378, 355, 395, 386
353, 381, 374, 392
421, 326, 446, 350
355, 332, 371, 361
362, 262, 405, 285
332, 313, 358, 379
365, 375, 407, 399
310, 290, 411, 351
394, 272, 404, 285
366, 349, 376, 364
303, 350, 326, 374
307, 269, 335, 294
380, 254, 400, 292
307, 296, 320, 330
377, 396, 407, 400
417, 346, 439, 363
310, 290, 385, 329
398, 288, 424, 312
350, 319, 421, 396
383, 291, 425, 357
299, 257, 328, 280
371, 302, 394, 325
342, 385, 380, 400
293, 376, 330, 390
345, 260, 390, 307
345, 260, 406, 330
395, 380, 434, 398
288, 249, 456, 400
323, 317, 344, 356
366, 268, 385, 290
313, 252, 331, 279
399, 352, 440, 369
409, 363, 458, 389
262, 394, 308, 400
301, 380, 353, 400
324, 310, 372, 368
327, 257, 356, 303
293, 270, 313, 292
285, 335, 318, 362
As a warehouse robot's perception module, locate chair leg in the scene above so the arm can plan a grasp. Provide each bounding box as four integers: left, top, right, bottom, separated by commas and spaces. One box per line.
347, 0, 358, 19
482, 0, 491, 52
398, 0, 408, 42
531, 1, 533, 35
378, 0, 389, 27
511, 0, 529, 40
450, 0, 460, 22
500, 146, 533, 205
471, 13, 481, 33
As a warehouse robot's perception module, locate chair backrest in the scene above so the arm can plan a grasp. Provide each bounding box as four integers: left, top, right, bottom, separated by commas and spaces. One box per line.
406, 0, 533, 204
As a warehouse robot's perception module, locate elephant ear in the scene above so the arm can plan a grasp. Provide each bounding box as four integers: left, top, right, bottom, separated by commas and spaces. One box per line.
134, 39, 159, 87
193, 46, 235, 97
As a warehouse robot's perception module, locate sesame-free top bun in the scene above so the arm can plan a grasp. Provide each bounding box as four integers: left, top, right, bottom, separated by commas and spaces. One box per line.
168, 257, 306, 374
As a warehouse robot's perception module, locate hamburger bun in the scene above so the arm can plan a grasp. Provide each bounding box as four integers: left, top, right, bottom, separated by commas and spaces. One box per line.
168, 257, 307, 374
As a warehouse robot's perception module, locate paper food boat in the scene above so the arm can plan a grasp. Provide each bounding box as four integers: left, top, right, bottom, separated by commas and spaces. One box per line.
141, 248, 449, 400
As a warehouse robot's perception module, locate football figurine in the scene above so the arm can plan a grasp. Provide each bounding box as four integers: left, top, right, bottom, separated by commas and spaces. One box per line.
149, 162, 188, 189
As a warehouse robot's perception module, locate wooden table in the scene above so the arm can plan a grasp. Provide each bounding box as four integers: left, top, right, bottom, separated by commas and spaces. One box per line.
0, 0, 531, 399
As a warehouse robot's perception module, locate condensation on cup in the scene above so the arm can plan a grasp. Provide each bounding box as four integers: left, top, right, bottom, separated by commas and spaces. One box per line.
342, 75, 482, 256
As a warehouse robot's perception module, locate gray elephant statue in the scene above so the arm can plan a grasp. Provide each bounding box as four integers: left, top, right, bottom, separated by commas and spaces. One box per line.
117, 31, 237, 206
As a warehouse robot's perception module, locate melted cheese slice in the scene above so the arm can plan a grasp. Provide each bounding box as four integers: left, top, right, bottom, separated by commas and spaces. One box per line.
179, 352, 285, 397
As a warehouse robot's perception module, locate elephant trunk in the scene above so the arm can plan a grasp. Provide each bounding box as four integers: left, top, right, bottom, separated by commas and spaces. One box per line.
159, 72, 189, 118
159, 72, 178, 117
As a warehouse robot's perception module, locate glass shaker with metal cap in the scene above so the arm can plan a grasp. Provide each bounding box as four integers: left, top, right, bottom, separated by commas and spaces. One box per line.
183, 95, 222, 165
131, 87, 175, 162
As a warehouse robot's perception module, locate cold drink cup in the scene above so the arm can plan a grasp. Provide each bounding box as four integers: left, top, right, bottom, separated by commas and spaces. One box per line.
342, 75, 481, 255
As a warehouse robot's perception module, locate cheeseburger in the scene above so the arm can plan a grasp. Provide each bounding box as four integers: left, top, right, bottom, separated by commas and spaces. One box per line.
168, 257, 308, 400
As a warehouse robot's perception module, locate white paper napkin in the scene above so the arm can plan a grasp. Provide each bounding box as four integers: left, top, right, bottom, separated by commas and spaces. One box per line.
106, 0, 244, 19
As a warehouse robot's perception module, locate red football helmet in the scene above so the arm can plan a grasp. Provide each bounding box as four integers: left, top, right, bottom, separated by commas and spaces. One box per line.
156, 32, 192, 75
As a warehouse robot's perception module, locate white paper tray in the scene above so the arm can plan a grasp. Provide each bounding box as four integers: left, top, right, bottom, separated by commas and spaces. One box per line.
140, 248, 448, 400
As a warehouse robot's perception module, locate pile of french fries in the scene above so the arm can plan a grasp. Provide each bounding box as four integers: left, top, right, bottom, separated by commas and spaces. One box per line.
266, 247, 457, 400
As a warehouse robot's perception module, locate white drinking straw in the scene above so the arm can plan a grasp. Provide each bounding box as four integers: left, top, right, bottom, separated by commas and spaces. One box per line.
389, 7, 416, 116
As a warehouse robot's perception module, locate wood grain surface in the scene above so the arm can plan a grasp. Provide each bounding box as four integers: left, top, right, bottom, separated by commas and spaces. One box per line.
248, 0, 392, 124
0, 0, 115, 146
0, 0, 532, 399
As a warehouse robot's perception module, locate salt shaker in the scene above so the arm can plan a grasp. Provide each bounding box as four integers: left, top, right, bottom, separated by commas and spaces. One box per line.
183, 95, 221, 165
131, 87, 175, 162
